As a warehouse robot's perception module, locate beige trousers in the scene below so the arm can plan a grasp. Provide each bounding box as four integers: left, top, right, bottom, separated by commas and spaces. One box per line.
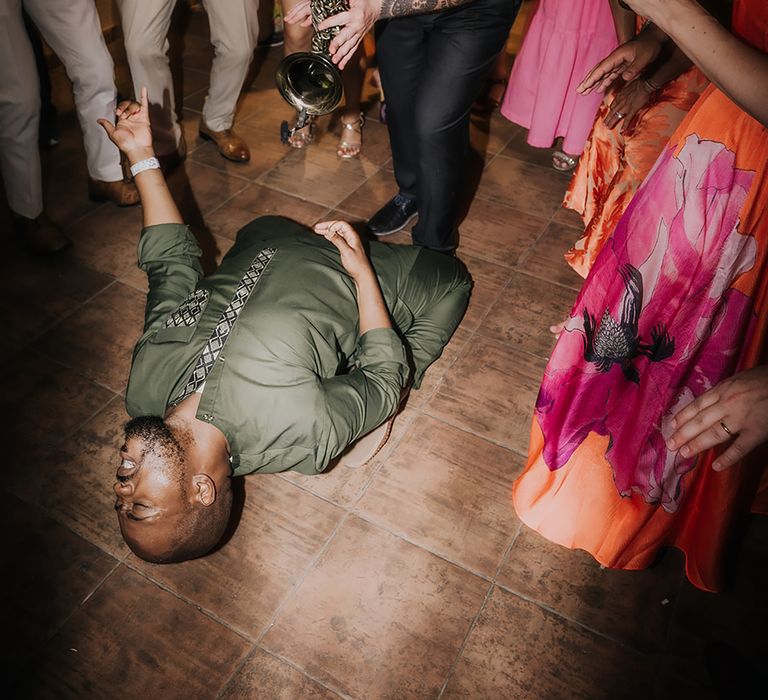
117, 0, 258, 155
0, 0, 122, 218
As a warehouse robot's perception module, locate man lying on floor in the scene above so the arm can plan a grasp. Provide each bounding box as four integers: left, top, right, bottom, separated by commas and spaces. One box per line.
100, 89, 471, 564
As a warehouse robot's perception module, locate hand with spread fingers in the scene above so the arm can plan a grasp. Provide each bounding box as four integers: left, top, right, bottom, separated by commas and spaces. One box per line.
97, 86, 154, 162
578, 33, 664, 96
314, 220, 373, 281
666, 366, 768, 471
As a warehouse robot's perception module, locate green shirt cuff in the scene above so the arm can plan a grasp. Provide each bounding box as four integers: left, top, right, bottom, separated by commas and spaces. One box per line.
138, 223, 202, 268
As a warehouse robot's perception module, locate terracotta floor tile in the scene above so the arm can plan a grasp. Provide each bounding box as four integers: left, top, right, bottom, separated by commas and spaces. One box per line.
336, 169, 401, 221
2, 494, 117, 675
426, 337, 546, 454
0, 252, 113, 344
553, 203, 586, 229
167, 159, 251, 220
33, 282, 145, 392
259, 145, 379, 209
357, 415, 522, 577
458, 253, 513, 332
205, 184, 330, 240
41, 154, 102, 224
457, 197, 548, 267
469, 111, 520, 158
262, 516, 488, 699
67, 202, 144, 279
442, 586, 652, 700
0, 351, 114, 449
518, 220, 587, 290
412, 326, 472, 406
19, 565, 250, 698
478, 272, 577, 358
497, 527, 682, 650
476, 154, 566, 219
7, 397, 132, 557
128, 475, 343, 638
221, 648, 342, 700
279, 404, 418, 508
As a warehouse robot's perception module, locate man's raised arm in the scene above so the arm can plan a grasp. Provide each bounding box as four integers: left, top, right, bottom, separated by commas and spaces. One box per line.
99, 88, 202, 333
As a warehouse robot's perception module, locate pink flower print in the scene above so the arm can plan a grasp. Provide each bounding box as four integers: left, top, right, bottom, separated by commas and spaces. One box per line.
537, 135, 757, 512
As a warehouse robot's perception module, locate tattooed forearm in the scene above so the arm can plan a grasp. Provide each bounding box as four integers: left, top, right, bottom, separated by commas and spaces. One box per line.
379, 0, 476, 20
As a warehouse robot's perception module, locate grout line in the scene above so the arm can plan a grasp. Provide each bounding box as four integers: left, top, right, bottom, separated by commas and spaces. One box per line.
252, 512, 354, 647
437, 579, 496, 699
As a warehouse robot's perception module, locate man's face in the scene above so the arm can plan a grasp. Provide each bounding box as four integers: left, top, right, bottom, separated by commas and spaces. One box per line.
114, 417, 189, 559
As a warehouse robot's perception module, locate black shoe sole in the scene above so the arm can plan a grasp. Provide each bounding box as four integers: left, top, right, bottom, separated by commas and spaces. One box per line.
369, 211, 418, 237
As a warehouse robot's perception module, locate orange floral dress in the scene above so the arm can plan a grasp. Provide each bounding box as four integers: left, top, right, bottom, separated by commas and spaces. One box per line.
513, 0, 768, 592
563, 22, 709, 278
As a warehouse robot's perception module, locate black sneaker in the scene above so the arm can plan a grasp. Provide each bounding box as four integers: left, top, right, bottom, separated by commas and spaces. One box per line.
368, 194, 418, 236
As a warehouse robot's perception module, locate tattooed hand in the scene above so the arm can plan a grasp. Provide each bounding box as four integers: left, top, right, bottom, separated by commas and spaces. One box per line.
317, 0, 475, 69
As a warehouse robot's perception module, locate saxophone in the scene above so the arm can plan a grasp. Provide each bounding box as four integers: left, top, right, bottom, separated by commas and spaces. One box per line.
276, 0, 349, 142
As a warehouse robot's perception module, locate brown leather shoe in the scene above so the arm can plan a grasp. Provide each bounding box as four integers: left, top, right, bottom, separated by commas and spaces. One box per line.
199, 122, 250, 162
88, 178, 140, 206
12, 213, 72, 255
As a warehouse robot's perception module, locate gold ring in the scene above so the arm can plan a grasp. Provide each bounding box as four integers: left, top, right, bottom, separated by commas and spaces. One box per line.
720, 420, 734, 436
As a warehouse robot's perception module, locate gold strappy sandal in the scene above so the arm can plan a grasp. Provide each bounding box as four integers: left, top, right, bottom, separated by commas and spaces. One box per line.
337, 113, 364, 159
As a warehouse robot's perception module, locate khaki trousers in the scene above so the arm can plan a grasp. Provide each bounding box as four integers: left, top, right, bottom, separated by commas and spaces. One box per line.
0, 0, 122, 218
117, 0, 258, 155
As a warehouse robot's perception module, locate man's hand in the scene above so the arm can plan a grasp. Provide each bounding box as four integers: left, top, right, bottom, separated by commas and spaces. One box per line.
603, 78, 656, 132
666, 366, 768, 472
97, 86, 155, 164
578, 35, 664, 95
314, 220, 374, 281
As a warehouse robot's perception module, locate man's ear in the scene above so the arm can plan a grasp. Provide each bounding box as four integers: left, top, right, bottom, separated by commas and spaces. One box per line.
191, 474, 217, 506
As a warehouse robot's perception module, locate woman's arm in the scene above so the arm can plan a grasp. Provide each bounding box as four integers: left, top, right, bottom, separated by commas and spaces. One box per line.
610, 0, 637, 44
98, 87, 183, 226
624, 0, 768, 126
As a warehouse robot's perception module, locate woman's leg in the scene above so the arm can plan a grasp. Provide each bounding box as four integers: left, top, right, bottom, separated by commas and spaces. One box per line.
281, 0, 314, 148
338, 42, 367, 158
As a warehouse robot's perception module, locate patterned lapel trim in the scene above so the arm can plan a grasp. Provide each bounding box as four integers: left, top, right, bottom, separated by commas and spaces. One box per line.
172, 247, 276, 405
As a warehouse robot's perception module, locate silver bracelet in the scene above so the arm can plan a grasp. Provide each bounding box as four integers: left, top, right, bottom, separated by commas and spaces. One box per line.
129, 156, 161, 177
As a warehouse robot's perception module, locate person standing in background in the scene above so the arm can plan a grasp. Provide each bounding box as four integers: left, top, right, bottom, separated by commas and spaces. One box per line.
116, 0, 258, 164
500, 0, 619, 172
0, 0, 139, 254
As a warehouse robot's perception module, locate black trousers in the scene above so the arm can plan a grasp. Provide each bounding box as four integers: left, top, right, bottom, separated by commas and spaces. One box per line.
377, 0, 520, 252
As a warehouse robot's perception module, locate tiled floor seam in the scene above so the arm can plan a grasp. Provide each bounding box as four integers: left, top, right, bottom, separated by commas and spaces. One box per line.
252, 511, 354, 647
436, 579, 497, 699
493, 580, 658, 656
217, 645, 357, 700
120, 560, 255, 643
348, 510, 497, 584
417, 410, 532, 460
17, 278, 120, 353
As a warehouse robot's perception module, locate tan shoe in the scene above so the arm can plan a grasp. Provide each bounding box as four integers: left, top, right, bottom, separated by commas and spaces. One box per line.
199, 122, 250, 162
88, 178, 140, 206
12, 213, 72, 255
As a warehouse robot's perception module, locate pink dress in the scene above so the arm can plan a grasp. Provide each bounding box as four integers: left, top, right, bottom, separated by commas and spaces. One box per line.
501, 0, 618, 155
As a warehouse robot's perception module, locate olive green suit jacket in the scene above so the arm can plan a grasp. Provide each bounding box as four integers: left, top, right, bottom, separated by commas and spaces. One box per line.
126, 216, 470, 476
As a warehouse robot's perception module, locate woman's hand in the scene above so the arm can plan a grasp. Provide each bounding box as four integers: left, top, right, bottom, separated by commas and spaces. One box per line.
578, 35, 664, 95
97, 86, 154, 163
666, 366, 768, 471
603, 79, 656, 132
314, 220, 374, 281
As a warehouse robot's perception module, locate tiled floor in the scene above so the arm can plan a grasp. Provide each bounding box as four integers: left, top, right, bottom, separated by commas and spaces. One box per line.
3, 9, 767, 700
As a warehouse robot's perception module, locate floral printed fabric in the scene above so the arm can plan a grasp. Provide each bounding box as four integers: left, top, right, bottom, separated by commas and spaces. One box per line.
539, 135, 757, 512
